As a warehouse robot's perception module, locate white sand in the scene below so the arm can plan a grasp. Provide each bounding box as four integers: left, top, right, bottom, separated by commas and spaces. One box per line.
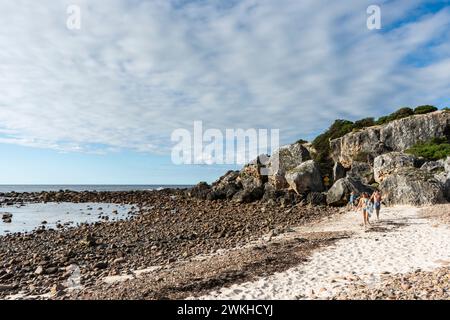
197, 206, 450, 300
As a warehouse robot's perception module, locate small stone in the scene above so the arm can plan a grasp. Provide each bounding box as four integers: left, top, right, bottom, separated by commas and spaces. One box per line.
94, 262, 108, 270
50, 284, 66, 297
35, 266, 44, 275
113, 257, 125, 264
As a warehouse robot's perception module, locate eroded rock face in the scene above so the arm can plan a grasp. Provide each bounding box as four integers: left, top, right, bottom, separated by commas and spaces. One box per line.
433, 157, 450, 200
347, 161, 374, 185
333, 162, 346, 182
267, 143, 311, 189
380, 167, 445, 206
285, 160, 324, 194
330, 111, 450, 168
421, 161, 445, 172
326, 177, 375, 206
373, 152, 419, 183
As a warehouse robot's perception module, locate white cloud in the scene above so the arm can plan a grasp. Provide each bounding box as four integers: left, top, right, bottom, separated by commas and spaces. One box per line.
0, 0, 449, 154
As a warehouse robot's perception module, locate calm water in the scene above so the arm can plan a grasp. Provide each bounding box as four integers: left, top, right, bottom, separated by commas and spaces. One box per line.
0, 185, 192, 193
0, 202, 135, 235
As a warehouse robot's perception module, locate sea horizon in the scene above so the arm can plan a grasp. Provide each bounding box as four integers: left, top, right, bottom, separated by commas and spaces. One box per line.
0, 184, 194, 193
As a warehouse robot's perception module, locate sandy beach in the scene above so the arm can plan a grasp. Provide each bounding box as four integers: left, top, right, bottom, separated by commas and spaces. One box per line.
198, 205, 450, 300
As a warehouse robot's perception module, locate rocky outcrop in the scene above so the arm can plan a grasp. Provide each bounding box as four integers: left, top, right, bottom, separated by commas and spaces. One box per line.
330, 111, 450, 168
347, 161, 374, 185
232, 186, 265, 203
267, 143, 311, 189
326, 177, 375, 206
285, 160, 324, 194
189, 182, 211, 200
380, 167, 445, 206
373, 152, 419, 183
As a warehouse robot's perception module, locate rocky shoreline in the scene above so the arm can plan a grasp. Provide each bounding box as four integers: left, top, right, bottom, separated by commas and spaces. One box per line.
0, 189, 335, 299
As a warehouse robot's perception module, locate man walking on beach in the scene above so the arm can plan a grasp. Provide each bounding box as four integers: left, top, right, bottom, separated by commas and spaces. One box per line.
370, 191, 382, 221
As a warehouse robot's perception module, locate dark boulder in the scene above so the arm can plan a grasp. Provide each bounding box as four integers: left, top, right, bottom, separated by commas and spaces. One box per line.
188, 182, 211, 200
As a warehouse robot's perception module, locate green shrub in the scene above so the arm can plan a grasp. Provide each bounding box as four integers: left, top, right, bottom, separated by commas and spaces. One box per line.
405, 137, 450, 161
414, 105, 437, 115
375, 107, 414, 125
295, 139, 308, 144
389, 107, 414, 120
375, 115, 389, 125
354, 117, 375, 129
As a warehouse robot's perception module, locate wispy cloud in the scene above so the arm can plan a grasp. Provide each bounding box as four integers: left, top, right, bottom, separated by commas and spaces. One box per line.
0, 0, 449, 154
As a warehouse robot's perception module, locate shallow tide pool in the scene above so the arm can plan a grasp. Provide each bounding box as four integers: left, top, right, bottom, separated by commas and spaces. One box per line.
0, 202, 135, 235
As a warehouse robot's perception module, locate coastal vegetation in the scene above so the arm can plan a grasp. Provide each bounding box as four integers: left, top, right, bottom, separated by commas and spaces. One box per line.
406, 137, 450, 161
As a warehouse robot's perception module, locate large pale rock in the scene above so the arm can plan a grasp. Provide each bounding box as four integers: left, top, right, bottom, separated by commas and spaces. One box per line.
330, 111, 450, 167
326, 177, 375, 206
373, 152, 418, 183
267, 143, 311, 189
347, 161, 374, 184
285, 160, 324, 194
380, 167, 445, 206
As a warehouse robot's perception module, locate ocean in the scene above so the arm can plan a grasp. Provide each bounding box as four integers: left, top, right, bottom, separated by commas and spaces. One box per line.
0, 185, 193, 193
0, 185, 193, 235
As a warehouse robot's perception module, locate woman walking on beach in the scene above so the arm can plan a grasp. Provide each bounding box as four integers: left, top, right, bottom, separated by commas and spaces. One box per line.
357, 193, 371, 228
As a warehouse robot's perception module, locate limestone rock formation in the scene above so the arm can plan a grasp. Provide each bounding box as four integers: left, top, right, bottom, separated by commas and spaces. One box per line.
330, 111, 450, 168
373, 152, 419, 183
380, 167, 445, 205
267, 142, 311, 189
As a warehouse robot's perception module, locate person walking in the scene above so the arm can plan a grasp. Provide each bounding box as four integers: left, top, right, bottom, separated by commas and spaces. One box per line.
370, 190, 382, 221
348, 191, 357, 210
357, 192, 371, 229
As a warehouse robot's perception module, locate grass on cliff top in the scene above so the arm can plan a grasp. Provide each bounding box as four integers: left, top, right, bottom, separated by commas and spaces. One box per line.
405, 137, 450, 161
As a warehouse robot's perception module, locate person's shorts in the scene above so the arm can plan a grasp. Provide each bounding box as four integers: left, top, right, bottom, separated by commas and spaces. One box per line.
374, 202, 381, 209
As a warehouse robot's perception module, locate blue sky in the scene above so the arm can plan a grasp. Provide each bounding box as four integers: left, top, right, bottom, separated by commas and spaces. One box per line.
0, 0, 449, 184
